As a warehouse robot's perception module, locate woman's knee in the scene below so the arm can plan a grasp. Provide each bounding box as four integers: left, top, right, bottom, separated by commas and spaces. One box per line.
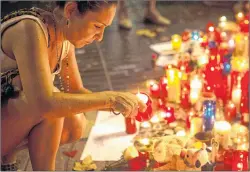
61, 114, 87, 143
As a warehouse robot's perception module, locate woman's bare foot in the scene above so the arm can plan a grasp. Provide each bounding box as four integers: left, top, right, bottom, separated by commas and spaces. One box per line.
118, 1, 132, 30
144, 8, 171, 26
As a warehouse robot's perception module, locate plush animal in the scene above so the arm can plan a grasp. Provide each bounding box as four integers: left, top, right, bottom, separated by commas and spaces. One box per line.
152, 137, 185, 163
193, 143, 213, 171
180, 143, 212, 170
180, 148, 200, 169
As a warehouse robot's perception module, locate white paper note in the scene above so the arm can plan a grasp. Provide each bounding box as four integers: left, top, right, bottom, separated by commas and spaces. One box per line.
81, 111, 139, 161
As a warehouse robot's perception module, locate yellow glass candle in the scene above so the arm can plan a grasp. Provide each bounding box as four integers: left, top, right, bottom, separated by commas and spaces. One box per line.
231, 57, 249, 72
234, 33, 245, 56
190, 117, 203, 136
214, 121, 231, 149
171, 34, 182, 51
166, 67, 181, 103
232, 85, 242, 110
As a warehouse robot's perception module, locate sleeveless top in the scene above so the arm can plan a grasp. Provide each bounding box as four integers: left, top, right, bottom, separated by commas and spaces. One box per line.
1, 8, 70, 102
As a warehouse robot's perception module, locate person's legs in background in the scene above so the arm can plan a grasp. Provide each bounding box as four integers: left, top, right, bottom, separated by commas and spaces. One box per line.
144, 0, 171, 26
118, 0, 171, 30
118, 0, 133, 30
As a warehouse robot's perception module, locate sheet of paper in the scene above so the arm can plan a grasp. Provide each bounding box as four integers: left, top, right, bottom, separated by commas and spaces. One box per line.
81, 111, 139, 161
155, 55, 178, 67
150, 41, 185, 55
149, 42, 173, 54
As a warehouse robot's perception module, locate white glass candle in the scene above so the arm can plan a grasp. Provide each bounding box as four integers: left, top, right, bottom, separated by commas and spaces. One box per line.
190, 75, 202, 104
214, 121, 232, 149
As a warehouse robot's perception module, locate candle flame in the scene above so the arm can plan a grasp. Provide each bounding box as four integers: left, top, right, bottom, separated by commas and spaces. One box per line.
176, 130, 186, 136
229, 102, 235, 108
141, 122, 151, 128
228, 39, 235, 48
220, 16, 227, 22
151, 83, 159, 91
221, 32, 227, 37
140, 138, 150, 145
150, 115, 160, 123
208, 26, 214, 32
237, 12, 244, 18
214, 121, 231, 131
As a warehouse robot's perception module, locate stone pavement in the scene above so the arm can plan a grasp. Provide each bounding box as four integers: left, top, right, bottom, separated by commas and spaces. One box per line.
1, 1, 235, 170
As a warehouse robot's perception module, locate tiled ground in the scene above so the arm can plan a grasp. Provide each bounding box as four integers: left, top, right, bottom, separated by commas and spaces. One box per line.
1, 1, 236, 170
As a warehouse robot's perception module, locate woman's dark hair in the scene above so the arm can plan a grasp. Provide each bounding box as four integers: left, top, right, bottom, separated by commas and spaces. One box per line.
56, 1, 117, 14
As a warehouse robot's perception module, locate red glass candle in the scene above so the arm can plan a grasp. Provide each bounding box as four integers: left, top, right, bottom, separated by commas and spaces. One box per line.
206, 22, 215, 33
186, 110, 196, 129
241, 71, 249, 92
181, 85, 191, 109
157, 98, 166, 110
200, 35, 208, 48
181, 30, 191, 42
224, 102, 237, 122
153, 162, 167, 169
223, 149, 234, 170
159, 77, 168, 98
240, 94, 249, 114
135, 93, 153, 122
203, 84, 214, 93
128, 152, 149, 171
125, 118, 137, 134
239, 17, 249, 33
232, 150, 249, 171
149, 83, 161, 98
229, 71, 241, 99
161, 106, 175, 123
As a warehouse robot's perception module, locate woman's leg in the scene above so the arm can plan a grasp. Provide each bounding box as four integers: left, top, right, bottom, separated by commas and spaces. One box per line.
144, 0, 171, 25
2, 113, 86, 171
28, 118, 65, 170
28, 114, 86, 170
61, 113, 86, 145
1, 92, 43, 157
117, 0, 132, 30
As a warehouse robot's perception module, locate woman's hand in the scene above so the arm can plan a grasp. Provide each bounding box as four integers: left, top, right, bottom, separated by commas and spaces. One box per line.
107, 91, 147, 118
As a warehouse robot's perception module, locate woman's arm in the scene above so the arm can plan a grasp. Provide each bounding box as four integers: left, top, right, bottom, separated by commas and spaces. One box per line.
4, 20, 145, 118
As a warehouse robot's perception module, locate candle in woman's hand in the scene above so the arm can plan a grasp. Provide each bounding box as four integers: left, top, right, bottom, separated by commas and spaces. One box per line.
135, 93, 153, 122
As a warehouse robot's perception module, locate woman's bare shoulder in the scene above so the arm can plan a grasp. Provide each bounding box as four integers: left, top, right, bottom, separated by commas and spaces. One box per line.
2, 19, 48, 58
